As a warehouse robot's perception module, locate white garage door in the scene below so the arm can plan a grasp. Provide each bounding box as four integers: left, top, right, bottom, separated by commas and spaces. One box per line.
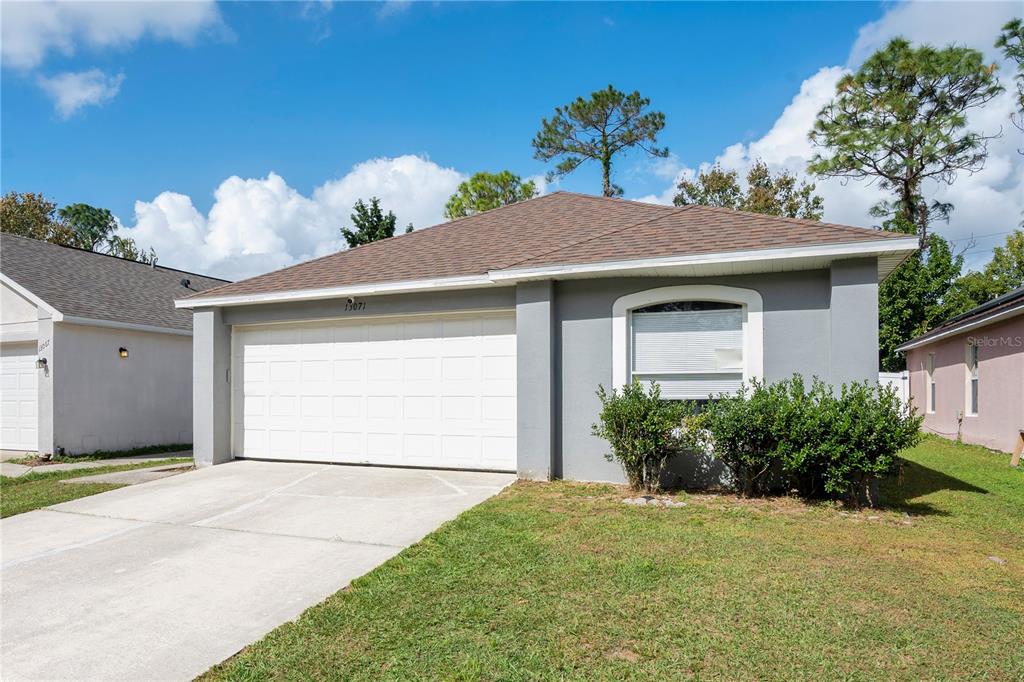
232, 312, 517, 471
0, 343, 39, 451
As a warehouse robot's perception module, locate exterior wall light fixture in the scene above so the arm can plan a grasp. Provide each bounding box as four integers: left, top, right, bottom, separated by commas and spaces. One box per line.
118, 347, 129, 359
35, 357, 47, 369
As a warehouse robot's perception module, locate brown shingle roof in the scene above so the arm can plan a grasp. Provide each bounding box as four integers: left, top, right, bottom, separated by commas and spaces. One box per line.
186, 192, 910, 301
2, 233, 228, 331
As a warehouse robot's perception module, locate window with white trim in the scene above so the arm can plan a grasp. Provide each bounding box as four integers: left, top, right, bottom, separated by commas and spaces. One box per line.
965, 342, 979, 415
630, 301, 744, 400
926, 353, 936, 413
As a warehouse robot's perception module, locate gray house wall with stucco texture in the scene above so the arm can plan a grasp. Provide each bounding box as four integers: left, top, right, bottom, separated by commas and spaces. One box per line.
190, 260, 880, 481
48, 324, 193, 454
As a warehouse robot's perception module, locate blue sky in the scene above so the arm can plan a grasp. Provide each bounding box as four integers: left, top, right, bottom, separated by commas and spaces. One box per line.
2, 1, 1021, 279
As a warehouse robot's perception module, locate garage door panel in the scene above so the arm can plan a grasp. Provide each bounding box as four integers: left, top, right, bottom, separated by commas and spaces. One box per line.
0, 344, 39, 451
233, 312, 516, 471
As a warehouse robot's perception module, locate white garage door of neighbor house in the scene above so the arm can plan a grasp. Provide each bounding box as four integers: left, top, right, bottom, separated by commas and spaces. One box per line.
232, 312, 517, 471
0, 343, 39, 451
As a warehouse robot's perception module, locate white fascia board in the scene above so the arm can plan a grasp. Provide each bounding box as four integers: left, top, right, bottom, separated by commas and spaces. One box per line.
896, 302, 1024, 351
59, 316, 192, 337
488, 238, 920, 282
175, 274, 497, 309
0, 273, 63, 321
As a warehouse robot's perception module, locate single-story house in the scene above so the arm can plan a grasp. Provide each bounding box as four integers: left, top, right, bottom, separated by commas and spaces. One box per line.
177, 192, 918, 482
898, 285, 1024, 455
0, 234, 228, 455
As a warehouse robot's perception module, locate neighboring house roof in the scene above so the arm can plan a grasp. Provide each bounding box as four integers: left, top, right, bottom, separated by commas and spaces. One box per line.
1, 233, 229, 333
179, 191, 918, 308
897, 286, 1024, 351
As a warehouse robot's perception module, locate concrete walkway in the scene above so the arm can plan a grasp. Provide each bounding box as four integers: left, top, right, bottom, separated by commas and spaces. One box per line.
0, 461, 515, 681
0, 451, 192, 478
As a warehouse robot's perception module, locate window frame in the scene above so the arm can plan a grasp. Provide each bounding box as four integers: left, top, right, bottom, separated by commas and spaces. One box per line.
926, 353, 936, 414
612, 285, 764, 398
965, 342, 979, 416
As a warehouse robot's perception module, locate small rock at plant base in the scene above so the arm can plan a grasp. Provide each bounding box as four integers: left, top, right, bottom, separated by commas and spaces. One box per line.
867, 515, 880, 520
987, 556, 1007, 565
664, 500, 687, 507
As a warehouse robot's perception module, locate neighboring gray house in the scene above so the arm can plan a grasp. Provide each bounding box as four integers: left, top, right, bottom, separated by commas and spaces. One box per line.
0, 234, 227, 455
177, 192, 917, 483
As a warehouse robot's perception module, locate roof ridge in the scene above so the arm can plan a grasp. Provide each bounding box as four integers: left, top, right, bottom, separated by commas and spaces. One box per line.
680, 203, 906, 239
497, 204, 694, 271
1, 232, 230, 282
554, 190, 679, 211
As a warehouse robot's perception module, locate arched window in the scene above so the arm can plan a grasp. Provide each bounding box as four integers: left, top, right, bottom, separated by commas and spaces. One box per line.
612, 285, 764, 399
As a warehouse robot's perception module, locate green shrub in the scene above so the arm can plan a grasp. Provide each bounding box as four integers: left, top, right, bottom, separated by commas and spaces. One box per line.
592, 380, 691, 492
697, 375, 923, 505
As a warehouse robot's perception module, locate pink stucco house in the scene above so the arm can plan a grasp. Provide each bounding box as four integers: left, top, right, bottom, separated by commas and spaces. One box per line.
898, 286, 1024, 455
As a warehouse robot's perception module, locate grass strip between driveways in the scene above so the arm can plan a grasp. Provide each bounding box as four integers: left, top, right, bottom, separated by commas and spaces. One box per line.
8, 443, 191, 465
201, 437, 1019, 679
0, 458, 192, 518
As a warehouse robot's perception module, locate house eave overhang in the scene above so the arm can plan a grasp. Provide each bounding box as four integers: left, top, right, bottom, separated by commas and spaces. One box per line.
896, 302, 1024, 352
175, 238, 919, 310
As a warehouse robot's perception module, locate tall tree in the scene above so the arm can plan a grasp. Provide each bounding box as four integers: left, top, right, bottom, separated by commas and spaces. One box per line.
808, 38, 1003, 244
673, 160, 824, 220
996, 18, 1024, 131
0, 192, 76, 245
58, 203, 117, 250
341, 197, 400, 248
444, 171, 538, 220
532, 85, 668, 197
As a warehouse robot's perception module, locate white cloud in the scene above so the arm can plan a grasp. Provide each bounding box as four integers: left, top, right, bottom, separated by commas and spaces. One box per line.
1, 0, 224, 70
117, 155, 468, 281
848, 1, 1016, 66
37, 69, 125, 118
635, 2, 1024, 271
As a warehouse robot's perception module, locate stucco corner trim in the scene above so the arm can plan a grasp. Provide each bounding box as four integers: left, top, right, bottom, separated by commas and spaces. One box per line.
611, 284, 765, 392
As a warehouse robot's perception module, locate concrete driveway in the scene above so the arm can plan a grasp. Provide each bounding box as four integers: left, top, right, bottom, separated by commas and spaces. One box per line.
0, 461, 514, 681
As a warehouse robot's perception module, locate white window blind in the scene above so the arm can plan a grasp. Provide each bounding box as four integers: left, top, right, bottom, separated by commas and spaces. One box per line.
631, 306, 743, 399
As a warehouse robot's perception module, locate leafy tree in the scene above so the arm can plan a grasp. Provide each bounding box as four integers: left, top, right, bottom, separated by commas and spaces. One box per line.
444, 171, 538, 220
996, 18, 1024, 131
878, 217, 964, 371
532, 85, 668, 197
808, 38, 1004, 243
107, 235, 157, 265
673, 160, 824, 220
341, 197, 399, 248
1, 193, 155, 263
0, 192, 76, 245
943, 229, 1024, 314
58, 203, 117, 250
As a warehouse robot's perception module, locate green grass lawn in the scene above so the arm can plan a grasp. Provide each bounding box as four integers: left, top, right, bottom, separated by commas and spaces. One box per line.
205, 436, 1023, 681
0, 458, 191, 518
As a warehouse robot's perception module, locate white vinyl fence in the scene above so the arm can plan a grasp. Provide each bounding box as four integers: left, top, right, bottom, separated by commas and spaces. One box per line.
878, 371, 910, 407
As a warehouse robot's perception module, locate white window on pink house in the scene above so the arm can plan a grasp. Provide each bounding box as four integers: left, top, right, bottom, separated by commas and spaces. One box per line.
926, 353, 936, 414
966, 343, 979, 416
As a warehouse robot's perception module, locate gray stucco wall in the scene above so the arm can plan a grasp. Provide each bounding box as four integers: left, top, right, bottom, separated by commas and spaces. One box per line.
515, 281, 555, 480
49, 323, 193, 454
193, 308, 232, 466
828, 258, 879, 387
